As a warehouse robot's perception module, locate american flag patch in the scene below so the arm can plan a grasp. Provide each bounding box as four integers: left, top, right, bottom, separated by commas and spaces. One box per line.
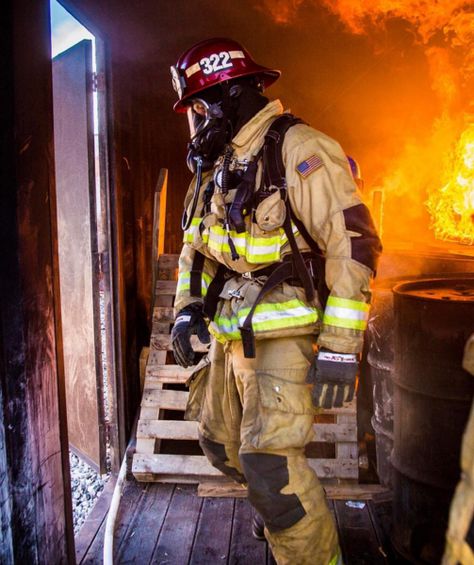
296, 155, 323, 178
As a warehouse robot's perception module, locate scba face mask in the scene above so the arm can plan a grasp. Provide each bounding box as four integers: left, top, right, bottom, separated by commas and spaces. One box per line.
185, 90, 233, 173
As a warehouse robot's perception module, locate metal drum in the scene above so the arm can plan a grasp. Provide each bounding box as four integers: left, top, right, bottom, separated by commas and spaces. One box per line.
391, 278, 474, 564
366, 279, 398, 487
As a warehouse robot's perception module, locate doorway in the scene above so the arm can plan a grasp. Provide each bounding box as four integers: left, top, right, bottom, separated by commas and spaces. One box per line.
50, 0, 118, 535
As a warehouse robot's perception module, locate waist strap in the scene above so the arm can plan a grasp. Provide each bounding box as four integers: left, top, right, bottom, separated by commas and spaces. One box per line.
239, 255, 317, 358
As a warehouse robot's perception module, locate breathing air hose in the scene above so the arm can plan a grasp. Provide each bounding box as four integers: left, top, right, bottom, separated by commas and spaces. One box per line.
181, 155, 203, 231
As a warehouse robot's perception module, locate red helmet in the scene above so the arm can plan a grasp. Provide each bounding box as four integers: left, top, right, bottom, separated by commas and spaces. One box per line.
171, 37, 280, 113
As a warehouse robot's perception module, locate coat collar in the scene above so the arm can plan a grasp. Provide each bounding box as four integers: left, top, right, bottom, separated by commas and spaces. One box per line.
231, 99, 284, 155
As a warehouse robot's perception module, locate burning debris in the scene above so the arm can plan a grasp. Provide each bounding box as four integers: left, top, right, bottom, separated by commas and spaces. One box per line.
427, 124, 474, 244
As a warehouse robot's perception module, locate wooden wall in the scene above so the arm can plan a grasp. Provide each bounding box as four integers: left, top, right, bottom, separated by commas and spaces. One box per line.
0, 0, 73, 561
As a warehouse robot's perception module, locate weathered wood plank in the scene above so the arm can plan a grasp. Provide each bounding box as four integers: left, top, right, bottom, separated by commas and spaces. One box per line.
158, 253, 179, 272
147, 349, 167, 366
152, 321, 171, 335
334, 499, 388, 565
80, 515, 107, 565
132, 454, 358, 482
336, 414, 359, 461
198, 481, 248, 498
150, 334, 209, 352
136, 419, 356, 443
135, 438, 157, 453
155, 294, 174, 307
151, 485, 202, 564
145, 364, 193, 383
229, 498, 267, 565
113, 479, 150, 559
155, 280, 178, 295
137, 419, 198, 440
139, 347, 150, 392
153, 306, 175, 323
189, 497, 234, 564
141, 389, 189, 410
75, 477, 115, 563
116, 482, 174, 564
196, 481, 390, 500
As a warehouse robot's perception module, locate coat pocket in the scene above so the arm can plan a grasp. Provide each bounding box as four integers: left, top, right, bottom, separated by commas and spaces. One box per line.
184, 356, 211, 421
250, 372, 315, 450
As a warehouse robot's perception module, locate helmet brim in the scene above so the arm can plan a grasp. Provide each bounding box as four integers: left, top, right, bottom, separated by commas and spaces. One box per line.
173, 68, 281, 113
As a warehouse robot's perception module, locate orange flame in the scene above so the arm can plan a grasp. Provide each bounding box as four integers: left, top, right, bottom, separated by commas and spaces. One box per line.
426, 124, 474, 244
262, 0, 474, 245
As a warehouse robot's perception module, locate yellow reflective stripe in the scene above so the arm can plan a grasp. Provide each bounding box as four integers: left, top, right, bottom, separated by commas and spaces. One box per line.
326, 296, 370, 312
210, 299, 319, 339
183, 217, 202, 243
176, 271, 213, 297
184, 218, 299, 264
323, 296, 369, 331
328, 551, 343, 565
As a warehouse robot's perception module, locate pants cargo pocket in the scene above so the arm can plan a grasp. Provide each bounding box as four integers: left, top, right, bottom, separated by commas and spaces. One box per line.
184, 356, 211, 422
250, 372, 315, 451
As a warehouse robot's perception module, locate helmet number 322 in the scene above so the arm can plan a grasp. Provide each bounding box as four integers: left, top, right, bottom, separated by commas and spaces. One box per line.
200, 52, 233, 75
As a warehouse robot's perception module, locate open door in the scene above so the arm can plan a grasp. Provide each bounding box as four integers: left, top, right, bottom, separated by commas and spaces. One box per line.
52, 39, 106, 471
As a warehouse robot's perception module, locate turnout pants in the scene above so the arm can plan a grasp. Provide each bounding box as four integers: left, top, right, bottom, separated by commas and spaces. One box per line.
193, 335, 341, 565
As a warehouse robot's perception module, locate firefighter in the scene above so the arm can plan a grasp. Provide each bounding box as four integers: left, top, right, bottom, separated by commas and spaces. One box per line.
442, 334, 474, 565
170, 37, 382, 565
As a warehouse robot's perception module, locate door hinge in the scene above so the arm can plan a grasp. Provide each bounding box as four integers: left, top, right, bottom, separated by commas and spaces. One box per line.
92, 72, 105, 93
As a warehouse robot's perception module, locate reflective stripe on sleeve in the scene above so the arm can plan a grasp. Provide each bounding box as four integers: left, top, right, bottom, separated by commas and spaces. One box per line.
323, 296, 370, 331
176, 271, 213, 297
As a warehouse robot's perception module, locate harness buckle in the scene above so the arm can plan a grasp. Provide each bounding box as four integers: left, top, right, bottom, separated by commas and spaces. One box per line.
228, 289, 243, 299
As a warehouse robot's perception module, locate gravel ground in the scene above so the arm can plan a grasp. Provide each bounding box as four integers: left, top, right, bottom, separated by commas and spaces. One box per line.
70, 451, 109, 534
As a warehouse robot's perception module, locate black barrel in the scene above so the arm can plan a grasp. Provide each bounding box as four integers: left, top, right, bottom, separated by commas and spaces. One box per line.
366, 280, 397, 487
391, 278, 474, 564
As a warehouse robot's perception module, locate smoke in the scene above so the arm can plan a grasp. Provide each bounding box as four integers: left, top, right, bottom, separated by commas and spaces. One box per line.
262, 0, 473, 105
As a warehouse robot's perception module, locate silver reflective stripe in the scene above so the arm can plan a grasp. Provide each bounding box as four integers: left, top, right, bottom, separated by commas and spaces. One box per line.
175, 315, 191, 324
324, 305, 368, 322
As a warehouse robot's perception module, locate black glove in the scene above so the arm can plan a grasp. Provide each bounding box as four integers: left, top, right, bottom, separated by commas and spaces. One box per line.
171, 303, 210, 368
306, 348, 358, 409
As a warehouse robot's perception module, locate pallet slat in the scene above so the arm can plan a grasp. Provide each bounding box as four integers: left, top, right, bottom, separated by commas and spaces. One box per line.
132, 454, 358, 481
137, 418, 356, 444
145, 364, 194, 383
196, 481, 391, 499
142, 389, 188, 410
156, 280, 178, 295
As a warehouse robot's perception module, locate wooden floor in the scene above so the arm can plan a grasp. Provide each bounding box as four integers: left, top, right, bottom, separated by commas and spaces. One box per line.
75, 478, 400, 564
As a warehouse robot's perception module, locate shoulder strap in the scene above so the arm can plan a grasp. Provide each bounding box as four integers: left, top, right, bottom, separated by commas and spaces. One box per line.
263, 114, 330, 306
263, 114, 303, 189
262, 114, 316, 303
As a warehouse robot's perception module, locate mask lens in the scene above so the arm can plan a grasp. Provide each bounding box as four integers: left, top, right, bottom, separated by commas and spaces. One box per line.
192, 100, 208, 116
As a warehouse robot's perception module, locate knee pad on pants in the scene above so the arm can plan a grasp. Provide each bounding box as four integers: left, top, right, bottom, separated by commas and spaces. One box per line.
240, 452, 306, 532
199, 433, 246, 484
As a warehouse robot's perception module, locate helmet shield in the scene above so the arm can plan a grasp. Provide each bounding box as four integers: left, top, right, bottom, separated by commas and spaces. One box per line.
171, 37, 280, 113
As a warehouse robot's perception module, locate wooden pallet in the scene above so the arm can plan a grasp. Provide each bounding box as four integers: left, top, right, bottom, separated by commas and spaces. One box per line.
132, 253, 359, 487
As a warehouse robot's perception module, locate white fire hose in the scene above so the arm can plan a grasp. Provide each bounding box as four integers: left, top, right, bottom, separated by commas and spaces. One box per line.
103, 416, 138, 565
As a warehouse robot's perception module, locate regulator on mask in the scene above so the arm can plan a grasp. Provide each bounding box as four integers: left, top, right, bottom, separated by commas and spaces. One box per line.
185, 84, 235, 174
